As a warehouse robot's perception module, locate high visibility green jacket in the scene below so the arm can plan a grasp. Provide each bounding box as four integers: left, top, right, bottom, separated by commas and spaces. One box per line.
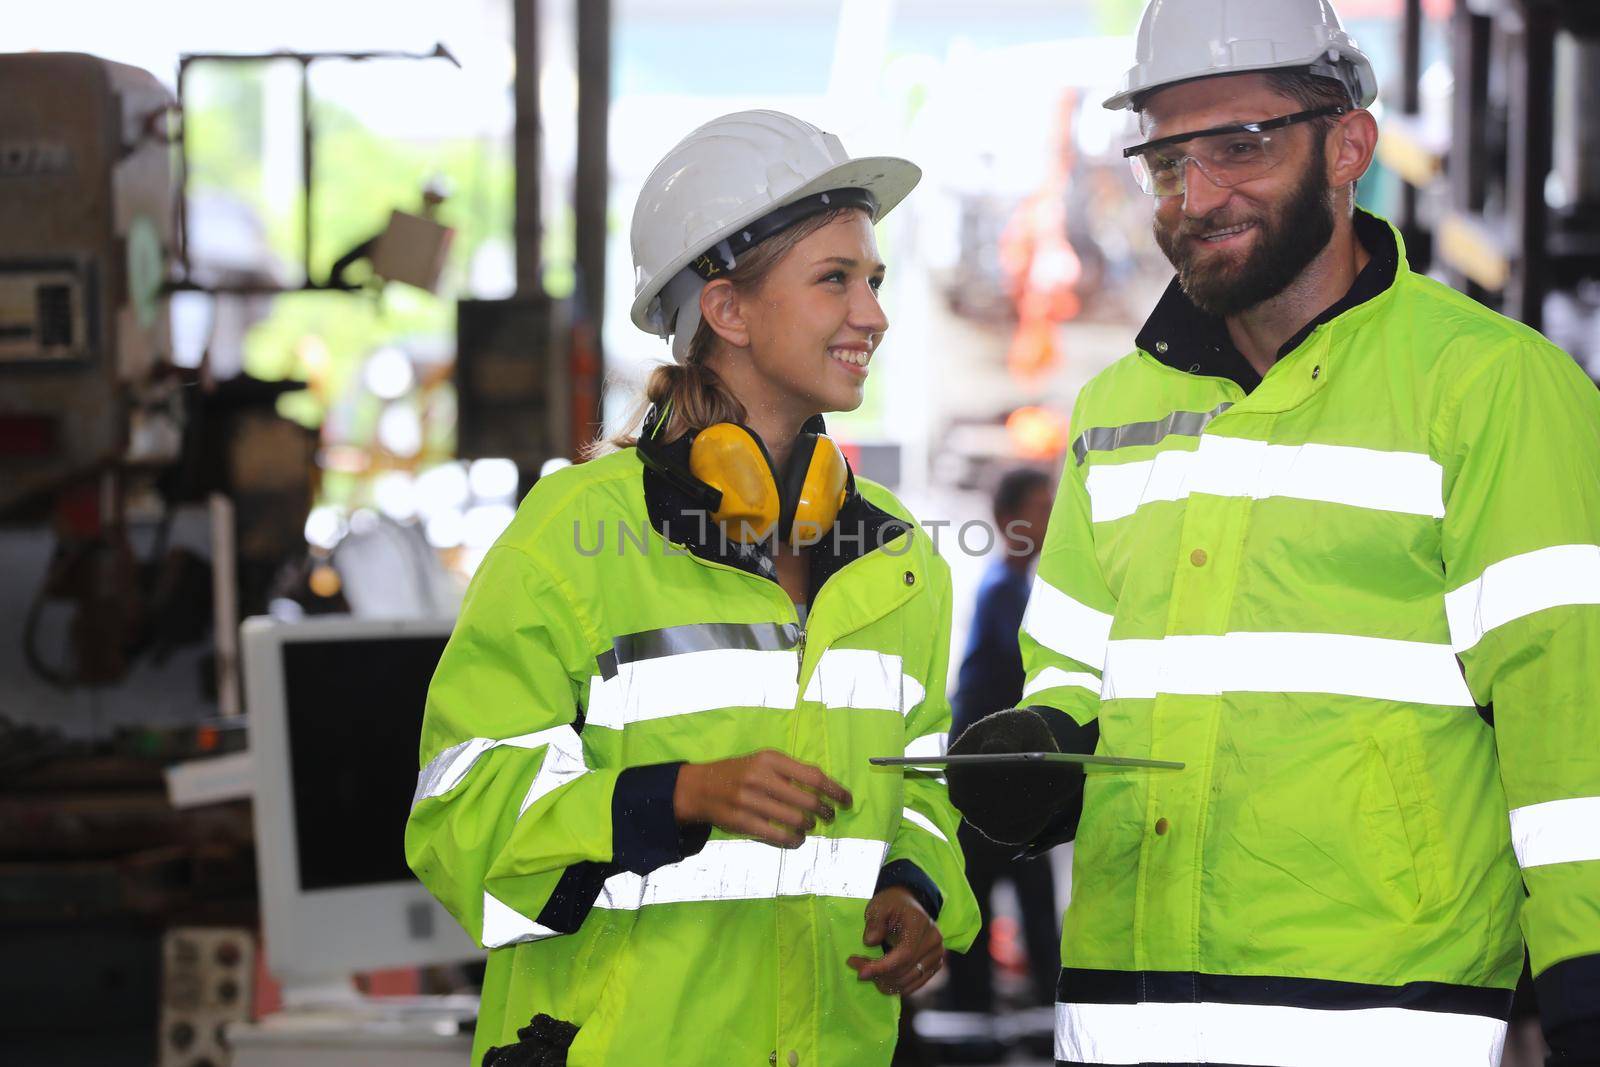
1021, 211, 1600, 1065
405, 435, 979, 1067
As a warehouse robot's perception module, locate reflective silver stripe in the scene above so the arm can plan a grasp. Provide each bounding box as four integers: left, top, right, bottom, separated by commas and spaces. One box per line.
594, 836, 887, 909
516, 726, 588, 816
588, 648, 799, 728
1055, 1000, 1507, 1065
482, 890, 562, 948
1021, 576, 1114, 670
587, 621, 804, 728
901, 807, 948, 842
1022, 667, 1101, 701
803, 648, 925, 712
1509, 796, 1600, 869
1072, 402, 1232, 465
1085, 436, 1446, 525
1445, 543, 1600, 653
603, 620, 801, 674
413, 725, 578, 808
1102, 632, 1475, 707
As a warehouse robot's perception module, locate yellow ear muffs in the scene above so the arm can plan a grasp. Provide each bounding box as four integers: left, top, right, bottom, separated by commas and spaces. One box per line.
688, 423, 782, 543
780, 433, 849, 548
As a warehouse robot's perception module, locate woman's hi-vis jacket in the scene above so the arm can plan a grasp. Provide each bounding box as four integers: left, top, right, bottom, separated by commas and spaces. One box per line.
405, 436, 980, 1067
1021, 211, 1600, 1065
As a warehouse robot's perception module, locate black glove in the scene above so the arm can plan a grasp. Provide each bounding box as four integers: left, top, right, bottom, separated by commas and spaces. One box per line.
482, 1014, 579, 1067
946, 708, 1087, 846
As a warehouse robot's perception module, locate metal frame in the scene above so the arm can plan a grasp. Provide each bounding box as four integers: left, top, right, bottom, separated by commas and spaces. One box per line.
170, 44, 459, 296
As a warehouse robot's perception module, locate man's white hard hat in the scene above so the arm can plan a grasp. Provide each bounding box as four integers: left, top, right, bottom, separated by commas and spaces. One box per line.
1103, 0, 1379, 113
629, 109, 920, 363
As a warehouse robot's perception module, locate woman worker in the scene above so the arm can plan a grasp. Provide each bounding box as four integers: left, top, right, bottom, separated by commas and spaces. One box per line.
406, 110, 979, 1066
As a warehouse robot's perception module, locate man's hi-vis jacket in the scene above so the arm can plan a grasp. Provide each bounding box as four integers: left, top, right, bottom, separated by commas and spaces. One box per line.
405, 434, 979, 1067
1020, 211, 1600, 1066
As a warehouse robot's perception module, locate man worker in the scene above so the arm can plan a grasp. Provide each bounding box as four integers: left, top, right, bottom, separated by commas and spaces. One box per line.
946, 1, 1600, 1064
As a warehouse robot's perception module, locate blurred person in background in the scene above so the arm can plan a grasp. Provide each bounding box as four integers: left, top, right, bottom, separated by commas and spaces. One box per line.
406, 110, 979, 1067
945, 0, 1600, 1064
940, 467, 1060, 1062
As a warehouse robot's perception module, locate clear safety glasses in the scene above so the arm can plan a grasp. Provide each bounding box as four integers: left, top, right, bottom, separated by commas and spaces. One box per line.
1123, 105, 1347, 197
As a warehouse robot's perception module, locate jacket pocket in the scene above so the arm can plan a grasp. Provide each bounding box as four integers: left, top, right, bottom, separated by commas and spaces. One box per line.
1359, 725, 1444, 918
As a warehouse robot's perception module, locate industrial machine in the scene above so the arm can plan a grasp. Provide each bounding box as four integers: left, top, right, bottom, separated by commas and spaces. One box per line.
0, 52, 178, 514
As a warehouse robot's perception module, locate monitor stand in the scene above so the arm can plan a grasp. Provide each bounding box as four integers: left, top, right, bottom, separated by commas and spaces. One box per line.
229, 975, 479, 1067
278, 973, 366, 1011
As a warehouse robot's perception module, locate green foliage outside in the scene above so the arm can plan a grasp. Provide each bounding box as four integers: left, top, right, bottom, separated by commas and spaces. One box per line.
183, 62, 522, 506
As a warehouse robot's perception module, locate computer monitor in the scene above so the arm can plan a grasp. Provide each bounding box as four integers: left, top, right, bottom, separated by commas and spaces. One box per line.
241, 614, 481, 1001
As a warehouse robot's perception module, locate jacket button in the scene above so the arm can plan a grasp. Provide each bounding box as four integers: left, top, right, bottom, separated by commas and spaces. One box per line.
1155, 817, 1170, 836
789, 1053, 800, 1067
1189, 548, 1207, 567
903, 570, 915, 586
769, 1054, 777, 1066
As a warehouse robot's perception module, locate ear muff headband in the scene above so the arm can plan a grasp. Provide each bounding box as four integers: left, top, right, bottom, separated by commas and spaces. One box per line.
637, 404, 723, 511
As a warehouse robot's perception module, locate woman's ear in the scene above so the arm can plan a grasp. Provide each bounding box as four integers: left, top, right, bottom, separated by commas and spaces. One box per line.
699, 278, 750, 349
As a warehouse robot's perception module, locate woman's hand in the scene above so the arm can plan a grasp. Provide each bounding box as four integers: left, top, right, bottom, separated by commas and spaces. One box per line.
846, 887, 944, 996
673, 750, 852, 848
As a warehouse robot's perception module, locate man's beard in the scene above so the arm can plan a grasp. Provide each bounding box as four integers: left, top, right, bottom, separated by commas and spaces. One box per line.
1153, 143, 1336, 318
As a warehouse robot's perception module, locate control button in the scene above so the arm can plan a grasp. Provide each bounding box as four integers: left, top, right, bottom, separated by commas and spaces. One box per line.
1155, 817, 1170, 836
1189, 548, 1207, 567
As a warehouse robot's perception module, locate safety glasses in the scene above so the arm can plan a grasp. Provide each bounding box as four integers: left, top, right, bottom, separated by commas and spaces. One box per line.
1123, 105, 1347, 197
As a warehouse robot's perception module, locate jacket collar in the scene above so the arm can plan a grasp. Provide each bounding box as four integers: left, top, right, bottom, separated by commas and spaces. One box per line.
1135, 208, 1400, 393
640, 414, 912, 604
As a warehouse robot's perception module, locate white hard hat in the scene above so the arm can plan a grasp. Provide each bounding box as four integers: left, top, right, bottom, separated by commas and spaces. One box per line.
629, 109, 920, 362
1103, 0, 1378, 112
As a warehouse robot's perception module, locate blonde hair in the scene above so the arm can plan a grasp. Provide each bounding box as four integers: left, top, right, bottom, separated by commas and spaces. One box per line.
596, 206, 862, 453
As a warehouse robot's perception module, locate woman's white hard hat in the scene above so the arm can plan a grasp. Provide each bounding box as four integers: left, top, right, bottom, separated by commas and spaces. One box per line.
1103, 0, 1379, 113
629, 109, 921, 363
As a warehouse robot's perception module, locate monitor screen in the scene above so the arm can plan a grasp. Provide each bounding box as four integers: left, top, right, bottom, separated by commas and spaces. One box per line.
283, 636, 449, 893
243, 615, 480, 988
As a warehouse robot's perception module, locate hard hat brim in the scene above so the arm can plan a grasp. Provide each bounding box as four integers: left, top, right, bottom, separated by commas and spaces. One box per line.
628, 154, 922, 336
1102, 52, 1378, 112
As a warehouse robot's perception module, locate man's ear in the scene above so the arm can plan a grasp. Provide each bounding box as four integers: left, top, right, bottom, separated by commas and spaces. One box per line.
699, 278, 750, 349
1330, 108, 1378, 191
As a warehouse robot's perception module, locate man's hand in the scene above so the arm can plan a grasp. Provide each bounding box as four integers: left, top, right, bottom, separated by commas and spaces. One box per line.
846, 886, 944, 996
673, 750, 851, 848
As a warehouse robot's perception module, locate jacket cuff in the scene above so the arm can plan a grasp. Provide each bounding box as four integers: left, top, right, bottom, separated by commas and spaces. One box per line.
611, 762, 711, 876
1537, 951, 1600, 1066
875, 858, 943, 920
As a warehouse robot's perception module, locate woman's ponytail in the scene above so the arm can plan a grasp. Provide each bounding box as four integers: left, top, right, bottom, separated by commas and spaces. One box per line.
593, 337, 746, 455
